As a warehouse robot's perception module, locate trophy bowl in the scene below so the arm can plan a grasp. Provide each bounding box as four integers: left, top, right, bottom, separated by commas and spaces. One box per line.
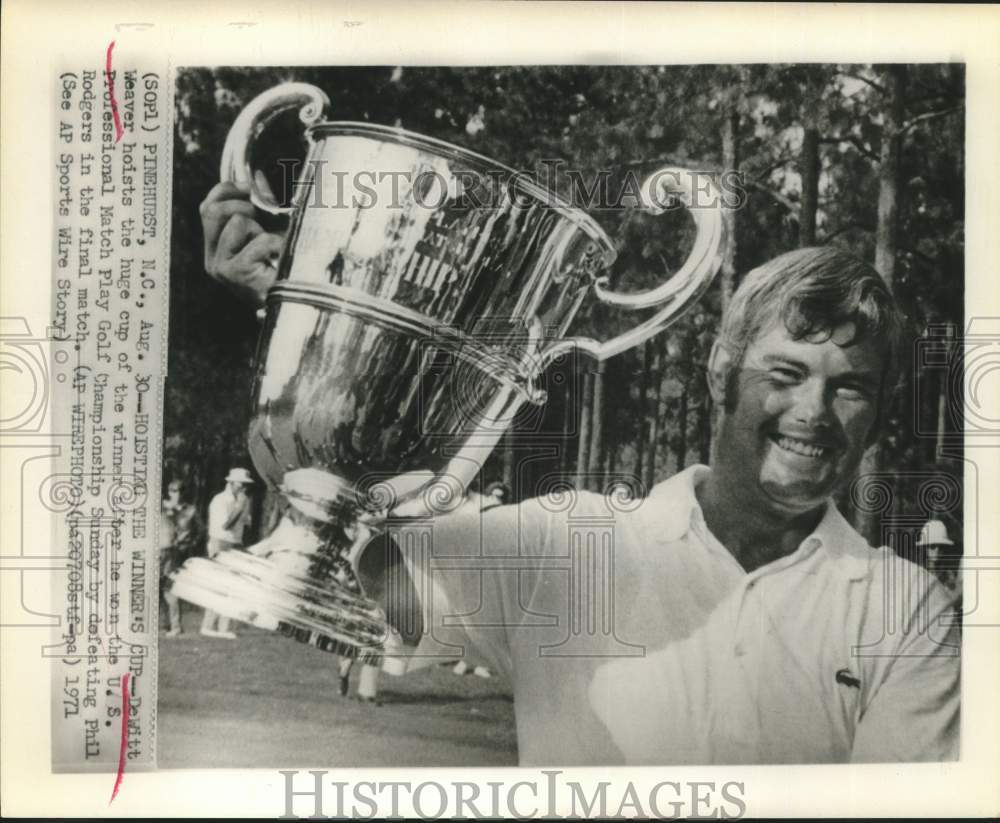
171, 82, 724, 671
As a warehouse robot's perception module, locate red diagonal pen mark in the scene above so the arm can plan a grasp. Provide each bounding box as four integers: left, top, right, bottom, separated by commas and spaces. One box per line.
105, 41, 125, 143
109, 672, 131, 805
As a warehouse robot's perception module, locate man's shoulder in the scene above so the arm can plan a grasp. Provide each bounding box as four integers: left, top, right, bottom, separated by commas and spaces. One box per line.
647, 464, 708, 499
510, 473, 692, 547
866, 545, 955, 605
516, 486, 641, 521
514, 466, 707, 526
849, 539, 960, 662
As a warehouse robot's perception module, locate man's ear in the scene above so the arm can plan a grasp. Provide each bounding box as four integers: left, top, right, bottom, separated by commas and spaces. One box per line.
706, 340, 732, 407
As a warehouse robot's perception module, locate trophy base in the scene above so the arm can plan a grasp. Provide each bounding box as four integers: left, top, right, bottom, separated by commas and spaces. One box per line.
170, 551, 408, 674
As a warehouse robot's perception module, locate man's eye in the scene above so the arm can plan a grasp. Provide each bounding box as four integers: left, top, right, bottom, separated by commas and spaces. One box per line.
837, 384, 872, 401
768, 368, 800, 384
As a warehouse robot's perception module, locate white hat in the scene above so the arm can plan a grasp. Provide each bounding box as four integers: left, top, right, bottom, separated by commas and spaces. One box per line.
280, 468, 351, 523
484, 481, 507, 498
225, 467, 254, 485
917, 519, 954, 546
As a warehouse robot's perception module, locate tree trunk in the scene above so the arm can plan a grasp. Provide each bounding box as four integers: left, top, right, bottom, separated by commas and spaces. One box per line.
873, 67, 906, 291
720, 111, 740, 314
560, 376, 575, 476
936, 372, 948, 460
644, 340, 663, 490
633, 342, 650, 481
587, 360, 607, 491
935, 332, 955, 459
576, 370, 594, 489
854, 65, 907, 545
799, 126, 820, 246
673, 383, 689, 471
699, 393, 712, 465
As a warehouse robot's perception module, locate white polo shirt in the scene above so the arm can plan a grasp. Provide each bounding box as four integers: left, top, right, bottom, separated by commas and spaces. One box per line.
402, 465, 960, 765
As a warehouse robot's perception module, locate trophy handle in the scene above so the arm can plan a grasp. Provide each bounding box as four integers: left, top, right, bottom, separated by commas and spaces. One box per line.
219, 82, 331, 215
540, 166, 724, 365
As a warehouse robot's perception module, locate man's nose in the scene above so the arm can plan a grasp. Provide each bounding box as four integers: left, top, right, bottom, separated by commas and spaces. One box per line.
791, 379, 834, 427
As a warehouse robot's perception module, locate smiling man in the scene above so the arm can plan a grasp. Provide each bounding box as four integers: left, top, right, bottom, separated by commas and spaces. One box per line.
393, 246, 959, 765
698, 248, 894, 573
201, 179, 959, 765
597, 247, 958, 764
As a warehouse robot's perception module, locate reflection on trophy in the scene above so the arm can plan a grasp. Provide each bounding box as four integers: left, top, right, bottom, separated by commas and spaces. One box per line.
170, 82, 724, 672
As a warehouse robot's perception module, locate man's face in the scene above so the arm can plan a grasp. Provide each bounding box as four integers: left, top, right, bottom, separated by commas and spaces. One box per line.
713, 320, 884, 517
228, 481, 246, 497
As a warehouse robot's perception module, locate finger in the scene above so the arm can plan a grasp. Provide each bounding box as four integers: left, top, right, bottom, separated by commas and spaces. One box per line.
199, 181, 252, 214
201, 180, 256, 265
202, 200, 259, 262
224, 233, 284, 303
202, 197, 257, 224
233, 232, 284, 272
215, 214, 263, 267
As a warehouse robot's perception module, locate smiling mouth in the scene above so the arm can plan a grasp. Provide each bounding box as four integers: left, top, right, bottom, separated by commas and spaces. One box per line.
771, 434, 831, 459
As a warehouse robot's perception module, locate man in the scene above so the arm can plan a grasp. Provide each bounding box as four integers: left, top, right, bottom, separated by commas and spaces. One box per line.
202, 467, 254, 639
160, 479, 204, 637
201, 187, 959, 765
918, 518, 962, 608
482, 481, 509, 511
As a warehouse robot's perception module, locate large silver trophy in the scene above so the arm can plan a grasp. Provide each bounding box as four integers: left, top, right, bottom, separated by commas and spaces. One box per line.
171, 82, 723, 671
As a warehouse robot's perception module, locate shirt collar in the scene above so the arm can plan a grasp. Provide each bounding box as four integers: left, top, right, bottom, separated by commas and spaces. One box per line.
646, 465, 872, 581
646, 464, 711, 543
805, 501, 873, 580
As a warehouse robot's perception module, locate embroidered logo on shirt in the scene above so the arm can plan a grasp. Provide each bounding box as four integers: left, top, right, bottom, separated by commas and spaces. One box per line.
835, 668, 861, 689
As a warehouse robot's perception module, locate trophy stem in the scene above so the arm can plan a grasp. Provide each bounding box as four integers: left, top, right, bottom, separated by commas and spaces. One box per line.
171, 471, 404, 667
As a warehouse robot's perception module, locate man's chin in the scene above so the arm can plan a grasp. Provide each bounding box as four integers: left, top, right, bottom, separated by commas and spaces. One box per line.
758, 477, 830, 516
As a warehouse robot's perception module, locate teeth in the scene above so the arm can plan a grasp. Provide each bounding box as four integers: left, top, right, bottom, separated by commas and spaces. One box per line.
776, 436, 825, 458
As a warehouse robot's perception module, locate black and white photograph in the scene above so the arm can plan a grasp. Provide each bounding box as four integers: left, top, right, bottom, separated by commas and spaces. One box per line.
158, 62, 964, 768
3, 2, 1000, 818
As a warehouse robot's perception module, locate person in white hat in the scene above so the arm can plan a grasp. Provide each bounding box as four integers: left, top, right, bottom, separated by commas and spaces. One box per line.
918, 519, 961, 599
201, 468, 254, 639
482, 481, 509, 512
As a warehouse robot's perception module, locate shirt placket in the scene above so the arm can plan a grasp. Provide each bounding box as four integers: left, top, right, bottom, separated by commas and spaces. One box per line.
685, 515, 754, 758
726, 538, 825, 762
